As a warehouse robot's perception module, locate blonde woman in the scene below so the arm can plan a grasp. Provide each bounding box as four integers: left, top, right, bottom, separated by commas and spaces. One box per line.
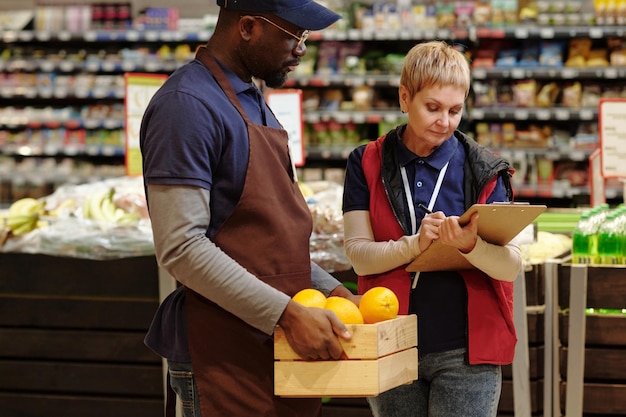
342, 41, 521, 417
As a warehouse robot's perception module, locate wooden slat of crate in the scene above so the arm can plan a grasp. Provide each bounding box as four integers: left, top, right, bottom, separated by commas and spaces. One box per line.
559, 347, 626, 380
502, 346, 544, 379
560, 314, 626, 346
560, 382, 626, 415
275, 347, 417, 397
526, 310, 544, 345
0, 328, 160, 364
524, 264, 545, 306
275, 315, 417, 360
0, 295, 158, 330
0, 360, 162, 397
498, 379, 543, 414
0, 253, 159, 299
0, 392, 163, 417
558, 265, 626, 309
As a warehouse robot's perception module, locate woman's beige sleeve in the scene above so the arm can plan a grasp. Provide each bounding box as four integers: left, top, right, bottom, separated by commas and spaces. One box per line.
460, 236, 522, 282
343, 210, 422, 276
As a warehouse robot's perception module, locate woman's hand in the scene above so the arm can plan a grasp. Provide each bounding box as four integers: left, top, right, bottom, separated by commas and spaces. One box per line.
418, 211, 445, 252
439, 212, 479, 253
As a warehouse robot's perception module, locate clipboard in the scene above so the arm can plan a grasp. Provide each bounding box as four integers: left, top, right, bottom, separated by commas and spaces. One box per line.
406, 203, 547, 272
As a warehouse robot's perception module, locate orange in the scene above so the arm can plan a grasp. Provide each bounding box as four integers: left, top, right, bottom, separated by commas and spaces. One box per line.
292, 288, 327, 308
324, 296, 364, 324
359, 287, 399, 324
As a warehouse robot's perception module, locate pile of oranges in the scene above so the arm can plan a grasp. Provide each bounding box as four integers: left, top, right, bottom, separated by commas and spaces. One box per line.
292, 286, 399, 325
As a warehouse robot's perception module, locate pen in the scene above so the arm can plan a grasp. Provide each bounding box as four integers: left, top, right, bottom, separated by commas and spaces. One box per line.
417, 203, 432, 214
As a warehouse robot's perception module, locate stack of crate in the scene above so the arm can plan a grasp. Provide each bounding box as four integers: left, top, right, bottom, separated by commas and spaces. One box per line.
558, 264, 626, 416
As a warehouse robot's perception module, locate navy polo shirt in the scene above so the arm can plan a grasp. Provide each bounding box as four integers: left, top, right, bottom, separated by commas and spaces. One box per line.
343, 130, 507, 354
141, 57, 282, 237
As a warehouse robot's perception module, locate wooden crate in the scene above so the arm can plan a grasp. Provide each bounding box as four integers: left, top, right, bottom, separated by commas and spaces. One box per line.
274, 315, 418, 397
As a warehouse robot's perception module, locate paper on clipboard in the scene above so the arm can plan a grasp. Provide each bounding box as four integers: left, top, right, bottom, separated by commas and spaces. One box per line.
406, 203, 547, 272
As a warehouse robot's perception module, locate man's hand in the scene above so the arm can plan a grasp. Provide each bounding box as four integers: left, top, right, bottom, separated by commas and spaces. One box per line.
277, 300, 352, 360
329, 284, 362, 307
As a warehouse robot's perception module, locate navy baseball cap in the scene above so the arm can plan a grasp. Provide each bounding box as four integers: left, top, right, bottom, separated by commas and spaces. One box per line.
216, 0, 342, 31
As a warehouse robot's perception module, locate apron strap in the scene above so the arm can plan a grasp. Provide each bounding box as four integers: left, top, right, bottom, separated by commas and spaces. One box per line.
195, 47, 251, 124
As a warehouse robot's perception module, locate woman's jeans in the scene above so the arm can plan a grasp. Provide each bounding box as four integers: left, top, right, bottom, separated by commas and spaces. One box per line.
167, 360, 202, 417
367, 348, 502, 417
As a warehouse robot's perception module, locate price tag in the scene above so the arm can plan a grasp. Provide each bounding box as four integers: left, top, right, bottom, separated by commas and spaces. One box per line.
599, 98, 626, 178
539, 27, 555, 38
124, 73, 168, 175
514, 27, 529, 38
267, 89, 305, 166
514, 109, 529, 120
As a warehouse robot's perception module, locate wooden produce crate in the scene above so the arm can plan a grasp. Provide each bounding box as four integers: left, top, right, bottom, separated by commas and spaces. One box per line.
274, 314, 418, 398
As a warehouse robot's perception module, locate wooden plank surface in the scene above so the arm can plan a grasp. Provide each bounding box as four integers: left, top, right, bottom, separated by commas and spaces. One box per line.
560, 314, 626, 346
558, 265, 626, 309
0, 253, 159, 299
560, 382, 626, 415
0, 328, 160, 363
0, 360, 162, 396
0, 392, 163, 417
0, 296, 157, 330
559, 347, 626, 380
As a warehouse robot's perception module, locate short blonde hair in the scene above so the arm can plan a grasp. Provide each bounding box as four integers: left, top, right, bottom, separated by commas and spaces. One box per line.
400, 41, 471, 99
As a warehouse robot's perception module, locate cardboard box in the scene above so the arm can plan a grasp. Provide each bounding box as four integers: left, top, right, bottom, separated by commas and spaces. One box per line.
274, 314, 418, 397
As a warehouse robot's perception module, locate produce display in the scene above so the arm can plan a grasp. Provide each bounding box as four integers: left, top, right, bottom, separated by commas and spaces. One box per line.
0, 177, 350, 267
0, 176, 153, 258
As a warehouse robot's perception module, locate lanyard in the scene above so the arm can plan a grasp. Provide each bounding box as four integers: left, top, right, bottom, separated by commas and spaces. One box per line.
400, 161, 449, 235
401, 160, 449, 289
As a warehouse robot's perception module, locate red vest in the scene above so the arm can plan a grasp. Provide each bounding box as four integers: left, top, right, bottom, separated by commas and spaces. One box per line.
359, 135, 517, 365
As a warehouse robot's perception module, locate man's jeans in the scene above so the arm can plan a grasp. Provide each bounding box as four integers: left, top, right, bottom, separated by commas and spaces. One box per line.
367, 348, 501, 417
168, 361, 201, 417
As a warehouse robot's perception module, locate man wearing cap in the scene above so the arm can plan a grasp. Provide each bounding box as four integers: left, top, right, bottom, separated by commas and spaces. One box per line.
140, 1, 354, 416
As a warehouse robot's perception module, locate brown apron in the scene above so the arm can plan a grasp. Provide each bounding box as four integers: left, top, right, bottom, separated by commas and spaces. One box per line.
184, 47, 320, 417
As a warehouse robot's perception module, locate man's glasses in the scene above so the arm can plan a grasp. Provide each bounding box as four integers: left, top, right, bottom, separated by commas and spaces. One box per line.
251, 15, 310, 49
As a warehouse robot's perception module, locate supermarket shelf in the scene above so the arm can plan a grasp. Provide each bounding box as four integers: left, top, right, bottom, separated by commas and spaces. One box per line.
1, 29, 213, 43
2, 25, 624, 45
1, 144, 125, 158
472, 66, 626, 80
304, 109, 404, 124
0, 58, 188, 74
285, 73, 401, 88
469, 107, 598, 122
316, 25, 626, 42
514, 184, 622, 200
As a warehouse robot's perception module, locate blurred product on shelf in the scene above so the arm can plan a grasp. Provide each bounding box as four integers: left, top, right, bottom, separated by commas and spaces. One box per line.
520, 230, 572, 265
572, 203, 626, 265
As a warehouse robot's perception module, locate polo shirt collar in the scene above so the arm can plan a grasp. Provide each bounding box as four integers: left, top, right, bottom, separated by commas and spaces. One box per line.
396, 124, 458, 171
210, 56, 261, 96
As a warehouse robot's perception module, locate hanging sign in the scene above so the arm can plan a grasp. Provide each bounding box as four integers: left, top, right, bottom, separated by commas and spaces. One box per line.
124, 73, 167, 176
266, 89, 305, 166
598, 98, 626, 178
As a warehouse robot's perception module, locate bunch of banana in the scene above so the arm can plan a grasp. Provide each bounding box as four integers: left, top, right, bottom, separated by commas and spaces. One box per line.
83, 188, 140, 225
4, 197, 47, 236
